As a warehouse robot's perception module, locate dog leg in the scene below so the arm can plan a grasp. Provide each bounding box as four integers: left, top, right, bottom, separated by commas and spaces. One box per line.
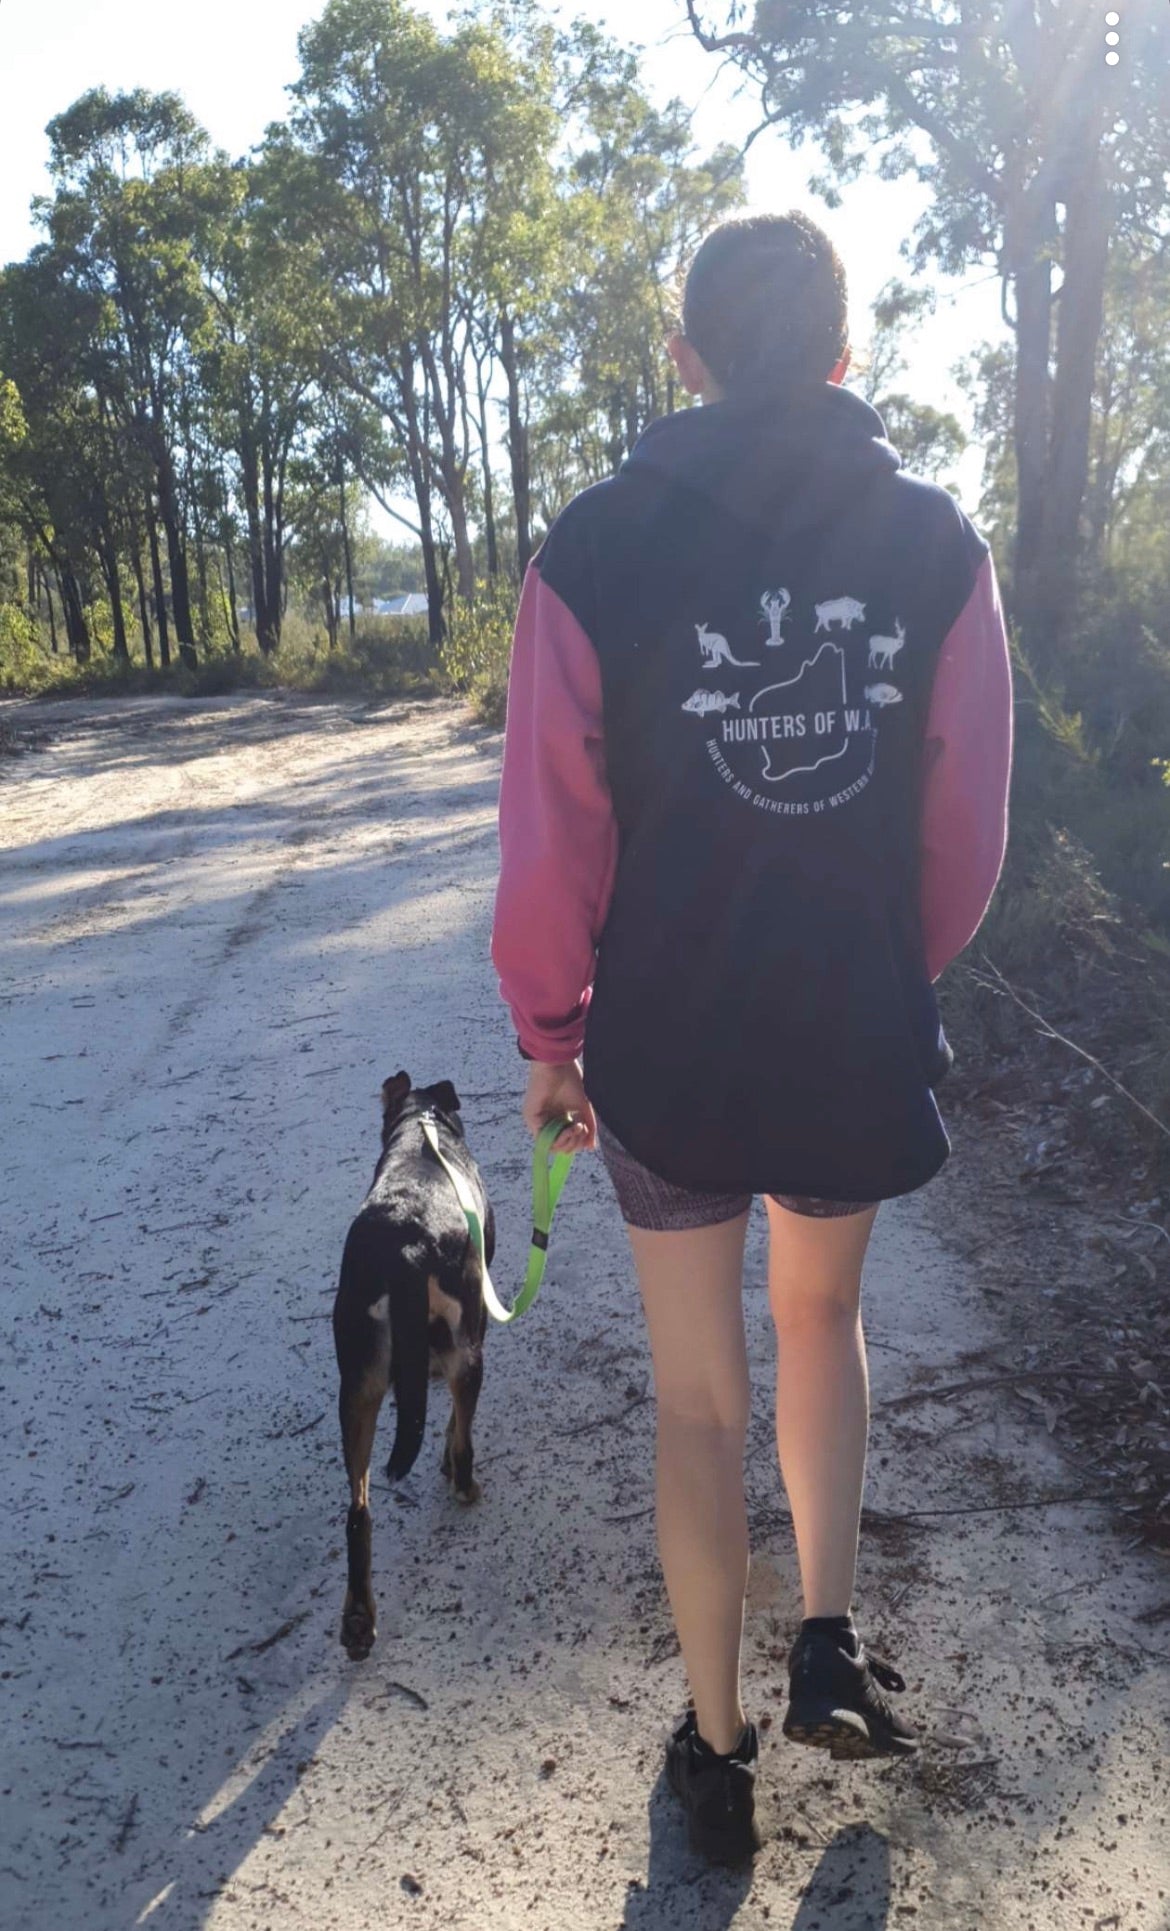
339, 1371, 386, 1660
443, 1346, 485, 1504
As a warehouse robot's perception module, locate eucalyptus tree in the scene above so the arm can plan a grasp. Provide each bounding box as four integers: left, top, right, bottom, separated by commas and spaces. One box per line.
39, 87, 235, 665
857, 280, 967, 488
0, 256, 104, 661
276, 0, 557, 637
686, 0, 1170, 666
199, 158, 319, 654
526, 28, 743, 499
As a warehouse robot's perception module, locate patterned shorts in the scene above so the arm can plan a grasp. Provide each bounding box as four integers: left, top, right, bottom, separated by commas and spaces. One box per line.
595, 1117, 878, 1232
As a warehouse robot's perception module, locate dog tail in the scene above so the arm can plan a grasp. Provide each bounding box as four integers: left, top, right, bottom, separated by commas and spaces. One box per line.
385, 1260, 430, 1482
335, 1215, 431, 1484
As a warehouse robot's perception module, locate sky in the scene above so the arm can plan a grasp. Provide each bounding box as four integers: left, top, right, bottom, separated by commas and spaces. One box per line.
0, 0, 1008, 511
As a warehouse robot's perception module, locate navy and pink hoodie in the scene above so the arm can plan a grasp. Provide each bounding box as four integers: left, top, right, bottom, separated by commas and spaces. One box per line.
491, 382, 1013, 1201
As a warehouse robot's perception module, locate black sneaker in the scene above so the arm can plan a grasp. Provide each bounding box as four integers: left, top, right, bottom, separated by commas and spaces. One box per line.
782, 1623, 920, 1760
664, 1709, 762, 1866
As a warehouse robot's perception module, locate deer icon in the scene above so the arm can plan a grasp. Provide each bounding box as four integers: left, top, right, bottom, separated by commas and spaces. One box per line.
696, 622, 758, 670
867, 619, 906, 671
759, 589, 791, 646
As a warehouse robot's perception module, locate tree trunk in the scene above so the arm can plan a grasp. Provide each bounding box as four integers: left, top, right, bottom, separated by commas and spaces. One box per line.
1004, 187, 1057, 660
98, 526, 130, 662
130, 540, 154, 668
44, 563, 59, 655
223, 526, 242, 651
261, 436, 283, 654
323, 574, 339, 649
1033, 140, 1111, 659
60, 565, 91, 663
473, 352, 500, 580
338, 464, 357, 640
499, 312, 532, 577
418, 492, 444, 647
156, 444, 196, 664
145, 500, 171, 668
420, 341, 475, 602
180, 392, 211, 646
400, 365, 445, 646
237, 409, 273, 652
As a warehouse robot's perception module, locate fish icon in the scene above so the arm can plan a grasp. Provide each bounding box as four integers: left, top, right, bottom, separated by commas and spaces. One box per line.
682, 689, 742, 717
864, 683, 903, 707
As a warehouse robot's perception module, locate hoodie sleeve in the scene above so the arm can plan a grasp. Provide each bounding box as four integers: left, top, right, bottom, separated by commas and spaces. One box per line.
920, 549, 1014, 982
491, 559, 619, 1063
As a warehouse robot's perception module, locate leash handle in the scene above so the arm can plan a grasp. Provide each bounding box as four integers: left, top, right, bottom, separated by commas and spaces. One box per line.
484, 1117, 575, 1325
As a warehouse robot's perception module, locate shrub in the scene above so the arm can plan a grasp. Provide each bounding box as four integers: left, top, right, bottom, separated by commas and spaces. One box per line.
439, 579, 516, 726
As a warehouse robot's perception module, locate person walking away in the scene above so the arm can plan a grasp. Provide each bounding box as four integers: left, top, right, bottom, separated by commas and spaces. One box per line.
491, 212, 1013, 1866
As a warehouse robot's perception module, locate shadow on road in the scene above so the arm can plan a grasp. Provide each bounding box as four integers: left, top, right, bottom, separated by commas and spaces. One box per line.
619, 1774, 892, 1931
790, 1822, 891, 1929
619, 1766, 754, 1928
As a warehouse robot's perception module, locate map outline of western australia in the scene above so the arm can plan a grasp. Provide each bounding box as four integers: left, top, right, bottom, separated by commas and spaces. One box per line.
681, 591, 900, 816
741, 641, 854, 782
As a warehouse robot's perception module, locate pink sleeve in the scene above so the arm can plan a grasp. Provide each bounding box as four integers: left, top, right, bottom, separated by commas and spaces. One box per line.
491, 563, 619, 1062
920, 551, 1014, 982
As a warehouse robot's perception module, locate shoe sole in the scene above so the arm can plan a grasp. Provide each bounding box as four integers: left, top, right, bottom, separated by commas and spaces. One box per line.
783, 1709, 920, 1762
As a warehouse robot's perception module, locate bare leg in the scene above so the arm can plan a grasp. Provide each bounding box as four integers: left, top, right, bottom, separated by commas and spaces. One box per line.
626, 1211, 752, 1756
765, 1201, 879, 1619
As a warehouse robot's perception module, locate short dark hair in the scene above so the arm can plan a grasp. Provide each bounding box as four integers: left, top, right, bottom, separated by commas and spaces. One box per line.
681, 212, 849, 401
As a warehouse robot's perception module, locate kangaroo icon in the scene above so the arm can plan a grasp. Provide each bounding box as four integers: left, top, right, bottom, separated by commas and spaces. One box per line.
814, 596, 866, 633
868, 619, 906, 671
696, 622, 758, 670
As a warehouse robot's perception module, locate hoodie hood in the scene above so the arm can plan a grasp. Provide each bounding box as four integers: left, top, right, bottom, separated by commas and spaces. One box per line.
624, 382, 901, 538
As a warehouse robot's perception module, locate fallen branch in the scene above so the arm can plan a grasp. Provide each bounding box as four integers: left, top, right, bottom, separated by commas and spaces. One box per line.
871, 1494, 1112, 1520
559, 1393, 651, 1438
287, 1412, 326, 1439
386, 1682, 428, 1710
225, 1611, 309, 1661
113, 1792, 139, 1853
966, 955, 1170, 1143
880, 1368, 1125, 1412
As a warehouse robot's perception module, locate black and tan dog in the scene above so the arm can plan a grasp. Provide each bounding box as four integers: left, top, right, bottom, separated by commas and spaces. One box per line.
332, 1071, 495, 1661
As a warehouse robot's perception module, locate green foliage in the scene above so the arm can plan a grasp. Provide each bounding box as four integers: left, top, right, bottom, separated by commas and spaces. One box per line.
439, 579, 517, 724
0, 601, 44, 692
0, 611, 443, 701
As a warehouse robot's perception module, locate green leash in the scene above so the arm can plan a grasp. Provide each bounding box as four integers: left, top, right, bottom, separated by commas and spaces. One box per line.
418, 1113, 576, 1325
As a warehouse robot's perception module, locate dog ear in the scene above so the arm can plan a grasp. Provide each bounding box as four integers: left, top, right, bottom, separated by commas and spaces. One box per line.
429, 1080, 461, 1116
380, 1071, 412, 1119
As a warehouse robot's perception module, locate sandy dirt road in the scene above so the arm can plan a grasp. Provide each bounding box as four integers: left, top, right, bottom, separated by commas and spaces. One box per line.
1, 693, 1168, 1931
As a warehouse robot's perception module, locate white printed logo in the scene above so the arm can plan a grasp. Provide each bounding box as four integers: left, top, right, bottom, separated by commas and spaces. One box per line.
680, 589, 908, 817
742, 644, 854, 782
759, 589, 791, 646
813, 596, 866, 632
681, 688, 740, 717
695, 621, 759, 670
867, 619, 905, 670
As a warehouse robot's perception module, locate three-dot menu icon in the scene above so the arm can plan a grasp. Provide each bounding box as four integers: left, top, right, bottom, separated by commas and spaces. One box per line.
1105, 9, 1119, 64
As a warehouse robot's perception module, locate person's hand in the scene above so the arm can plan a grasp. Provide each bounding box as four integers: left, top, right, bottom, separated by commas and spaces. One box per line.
522, 1058, 596, 1155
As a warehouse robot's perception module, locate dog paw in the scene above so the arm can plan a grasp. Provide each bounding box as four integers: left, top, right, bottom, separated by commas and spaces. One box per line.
453, 1478, 481, 1506
341, 1602, 377, 1661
